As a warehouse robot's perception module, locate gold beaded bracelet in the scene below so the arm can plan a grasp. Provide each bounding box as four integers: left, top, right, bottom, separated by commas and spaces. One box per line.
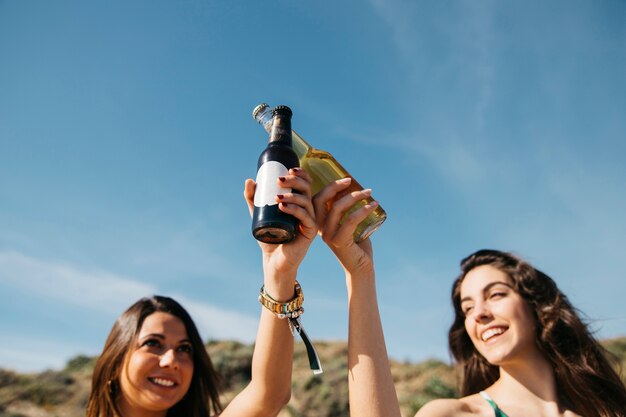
258, 280, 322, 374
259, 281, 304, 319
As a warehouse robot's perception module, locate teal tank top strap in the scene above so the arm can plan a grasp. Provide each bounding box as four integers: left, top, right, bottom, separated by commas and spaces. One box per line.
479, 391, 509, 417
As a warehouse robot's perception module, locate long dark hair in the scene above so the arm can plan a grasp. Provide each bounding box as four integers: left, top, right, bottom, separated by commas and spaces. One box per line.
448, 249, 626, 417
86, 295, 223, 417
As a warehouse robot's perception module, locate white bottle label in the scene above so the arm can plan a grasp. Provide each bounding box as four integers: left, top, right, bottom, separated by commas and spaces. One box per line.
254, 161, 291, 207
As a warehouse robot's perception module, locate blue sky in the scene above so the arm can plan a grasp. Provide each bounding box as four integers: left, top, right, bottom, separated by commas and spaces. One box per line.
1, 0, 625, 372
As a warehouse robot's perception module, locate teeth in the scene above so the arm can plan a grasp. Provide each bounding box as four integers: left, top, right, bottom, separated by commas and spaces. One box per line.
151, 377, 175, 387
482, 327, 505, 341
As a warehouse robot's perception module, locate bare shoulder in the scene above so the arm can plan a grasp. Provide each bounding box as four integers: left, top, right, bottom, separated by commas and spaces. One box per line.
414, 394, 487, 417
413, 398, 468, 417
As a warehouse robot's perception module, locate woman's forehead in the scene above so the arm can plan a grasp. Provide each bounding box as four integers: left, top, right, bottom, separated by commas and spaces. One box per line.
138, 311, 189, 339
460, 265, 512, 297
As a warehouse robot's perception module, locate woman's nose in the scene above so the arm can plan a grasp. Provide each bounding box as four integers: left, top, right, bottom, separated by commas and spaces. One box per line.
159, 348, 179, 369
470, 302, 492, 322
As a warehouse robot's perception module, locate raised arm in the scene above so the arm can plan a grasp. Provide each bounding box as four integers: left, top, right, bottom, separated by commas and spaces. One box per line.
220, 168, 316, 417
313, 178, 402, 417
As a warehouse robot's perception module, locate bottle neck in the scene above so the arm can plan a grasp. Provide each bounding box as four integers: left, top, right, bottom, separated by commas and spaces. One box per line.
255, 105, 274, 132
253, 103, 312, 157
269, 115, 292, 145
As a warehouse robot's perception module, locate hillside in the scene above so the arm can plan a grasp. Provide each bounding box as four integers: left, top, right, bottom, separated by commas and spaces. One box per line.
1, 337, 625, 417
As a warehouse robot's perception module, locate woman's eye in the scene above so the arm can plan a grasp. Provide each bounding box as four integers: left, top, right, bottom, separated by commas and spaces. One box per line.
463, 306, 474, 315
142, 339, 162, 348
490, 291, 506, 299
178, 344, 193, 354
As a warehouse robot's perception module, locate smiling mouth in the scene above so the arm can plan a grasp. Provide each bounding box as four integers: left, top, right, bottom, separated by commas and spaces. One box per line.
148, 377, 177, 388
481, 327, 507, 342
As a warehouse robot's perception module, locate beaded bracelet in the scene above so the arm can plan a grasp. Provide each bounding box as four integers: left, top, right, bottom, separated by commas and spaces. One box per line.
258, 280, 322, 374
258, 280, 304, 318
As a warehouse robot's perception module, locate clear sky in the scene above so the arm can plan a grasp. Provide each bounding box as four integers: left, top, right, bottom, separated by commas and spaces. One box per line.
1, 0, 625, 372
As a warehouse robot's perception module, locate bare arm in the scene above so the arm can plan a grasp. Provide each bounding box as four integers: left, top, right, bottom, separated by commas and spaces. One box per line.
346, 267, 401, 417
314, 179, 402, 417
220, 168, 316, 417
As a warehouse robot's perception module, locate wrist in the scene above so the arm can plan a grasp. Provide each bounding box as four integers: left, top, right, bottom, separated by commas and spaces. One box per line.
334, 250, 374, 279
345, 270, 376, 294
263, 281, 297, 301
259, 281, 304, 318
344, 263, 375, 282
263, 269, 298, 302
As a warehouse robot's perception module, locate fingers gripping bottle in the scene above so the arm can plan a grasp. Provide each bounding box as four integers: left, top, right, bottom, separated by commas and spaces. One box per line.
251, 105, 300, 243
252, 103, 387, 242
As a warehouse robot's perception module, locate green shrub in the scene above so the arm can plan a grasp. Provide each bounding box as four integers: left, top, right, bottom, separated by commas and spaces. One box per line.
0, 370, 19, 388
207, 341, 254, 390
424, 376, 456, 398
16, 371, 74, 406
64, 355, 96, 373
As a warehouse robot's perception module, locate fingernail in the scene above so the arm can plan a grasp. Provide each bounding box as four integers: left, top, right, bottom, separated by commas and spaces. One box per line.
338, 177, 351, 184
363, 188, 372, 195
278, 176, 286, 182
290, 167, 301, 172
277, 194, 284, 199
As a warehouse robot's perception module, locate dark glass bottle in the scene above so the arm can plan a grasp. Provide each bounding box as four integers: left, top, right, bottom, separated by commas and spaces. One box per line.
251, 105, 300, 243
252, 103, 386, 242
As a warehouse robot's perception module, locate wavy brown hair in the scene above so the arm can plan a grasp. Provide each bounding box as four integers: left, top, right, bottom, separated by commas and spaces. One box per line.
86, 295, 223, 417
448, 249, 626, 417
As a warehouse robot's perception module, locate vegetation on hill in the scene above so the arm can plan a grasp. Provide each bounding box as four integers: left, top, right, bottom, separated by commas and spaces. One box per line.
1, 337, 624, 417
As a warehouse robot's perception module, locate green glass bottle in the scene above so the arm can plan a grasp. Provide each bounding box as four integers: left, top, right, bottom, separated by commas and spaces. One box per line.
252, 103, 386, 242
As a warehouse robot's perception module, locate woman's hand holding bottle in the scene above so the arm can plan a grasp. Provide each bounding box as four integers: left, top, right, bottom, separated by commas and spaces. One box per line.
313, 177, 377, 277
244, 167, 316, 292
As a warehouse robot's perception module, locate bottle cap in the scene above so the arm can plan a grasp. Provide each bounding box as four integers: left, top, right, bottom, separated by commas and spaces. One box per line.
273, 105, 292, 118
252, 103, 270, 120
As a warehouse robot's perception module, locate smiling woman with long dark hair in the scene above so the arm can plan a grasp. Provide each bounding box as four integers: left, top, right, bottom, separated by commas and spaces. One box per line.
87, 296, 223, 417
439, 249, 626, 417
